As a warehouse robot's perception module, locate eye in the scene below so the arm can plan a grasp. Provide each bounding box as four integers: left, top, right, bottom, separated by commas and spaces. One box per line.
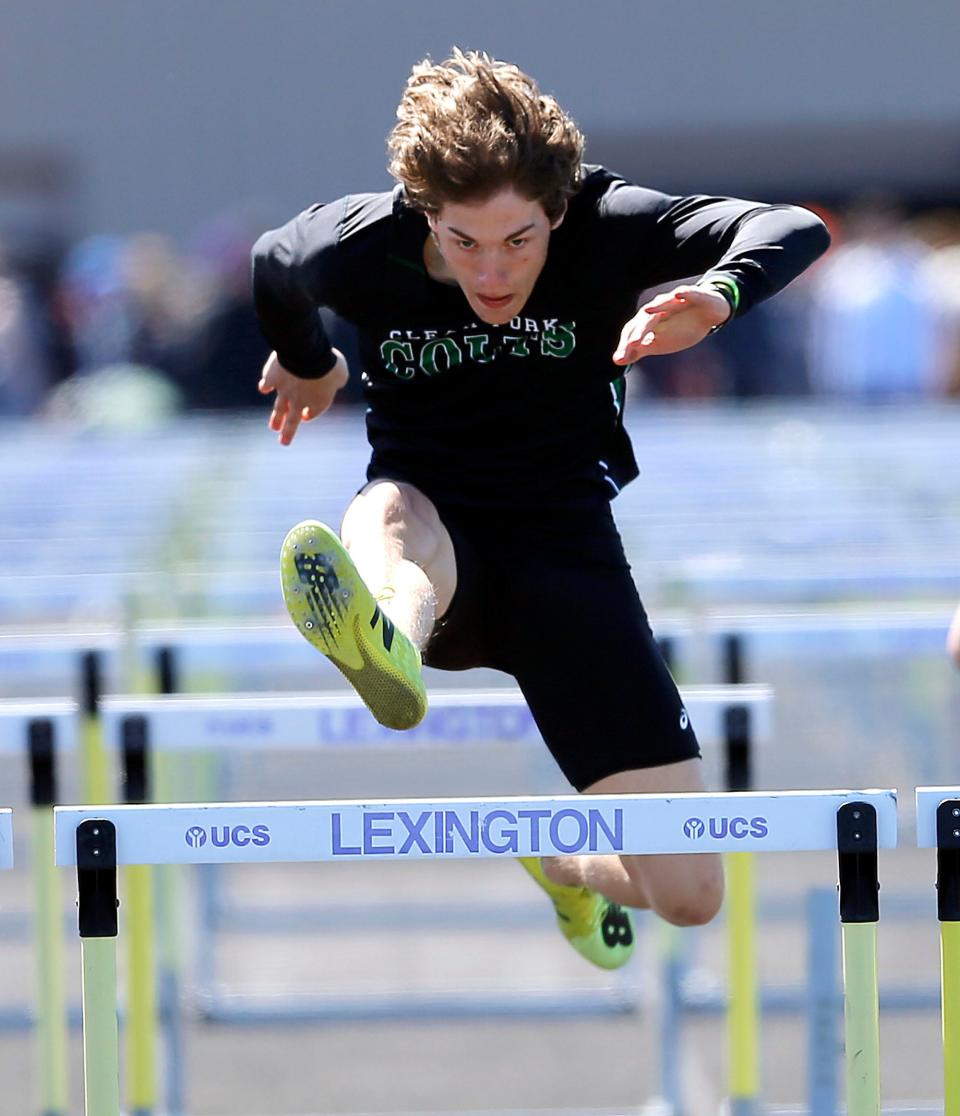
509, 237, 528, 249
456, 238, 475, 251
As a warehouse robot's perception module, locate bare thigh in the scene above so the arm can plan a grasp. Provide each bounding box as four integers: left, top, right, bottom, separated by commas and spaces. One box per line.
339, 479, 458, 618
585, 758, 725, 926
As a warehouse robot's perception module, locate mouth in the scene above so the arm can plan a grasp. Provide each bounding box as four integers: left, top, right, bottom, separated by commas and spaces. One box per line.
476, 293, 513, 310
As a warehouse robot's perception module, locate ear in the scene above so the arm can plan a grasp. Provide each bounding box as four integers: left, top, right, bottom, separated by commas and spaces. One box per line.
550, 202, 568, 231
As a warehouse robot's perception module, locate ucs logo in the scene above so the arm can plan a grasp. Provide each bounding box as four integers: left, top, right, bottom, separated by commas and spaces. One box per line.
184, 824, 271, 849
683, 816, 768, 840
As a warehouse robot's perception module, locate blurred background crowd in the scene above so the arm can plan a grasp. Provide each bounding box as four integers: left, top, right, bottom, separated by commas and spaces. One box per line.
3, 0, 960, 424
2, 196, 960, 419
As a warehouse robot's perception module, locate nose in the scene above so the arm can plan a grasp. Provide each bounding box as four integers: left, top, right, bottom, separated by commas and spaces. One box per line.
475, 253, 509, 288
477, 274, 507, 291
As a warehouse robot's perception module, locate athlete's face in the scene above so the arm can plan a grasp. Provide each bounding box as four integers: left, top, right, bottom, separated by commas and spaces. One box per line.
427, 188, 564, 326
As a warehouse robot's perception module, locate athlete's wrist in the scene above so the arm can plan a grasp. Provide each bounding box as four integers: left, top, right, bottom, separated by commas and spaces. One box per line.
279, 347, 341, 381
698, 276, 740, 333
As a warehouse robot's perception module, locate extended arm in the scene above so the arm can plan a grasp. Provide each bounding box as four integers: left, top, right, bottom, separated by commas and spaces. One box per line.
608, 192, 831, 365
252, 202, 351, 443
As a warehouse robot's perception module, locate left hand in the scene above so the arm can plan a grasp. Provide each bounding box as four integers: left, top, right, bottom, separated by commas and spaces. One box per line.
613, 284, 732, 365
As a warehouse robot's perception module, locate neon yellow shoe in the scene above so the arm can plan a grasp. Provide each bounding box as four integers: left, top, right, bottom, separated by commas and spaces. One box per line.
280, 520, 427, 730
520, 856, 636, 970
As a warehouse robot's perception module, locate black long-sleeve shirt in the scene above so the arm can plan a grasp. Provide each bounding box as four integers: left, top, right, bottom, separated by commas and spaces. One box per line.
252, 165, 830, 508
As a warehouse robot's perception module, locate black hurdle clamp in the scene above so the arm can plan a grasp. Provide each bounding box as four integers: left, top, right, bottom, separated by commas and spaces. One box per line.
80, 650, 102, 718
156, 645, 178, 695
76, 819, 119, 938
936, 799, 960, 923
723, 633, 746, 686
28, 718, 57, 807
724, 704, 752, 793
122, 715, 150, 805
836, 801, 879, 924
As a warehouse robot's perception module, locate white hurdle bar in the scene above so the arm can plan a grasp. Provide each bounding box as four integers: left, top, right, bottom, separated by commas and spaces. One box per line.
0, 699, 78, 755
915, 787, 960, 849
54, 789, 895, 864
97, 684, 774, 751
706, 607, 956, 659
136, 617, 689, 676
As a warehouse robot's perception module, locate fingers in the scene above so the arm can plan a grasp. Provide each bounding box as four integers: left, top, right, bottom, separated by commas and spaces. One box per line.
644, 292, 684, 314
613, 294, 684, 363
275, 395, 321, 443
279, 408, 301, 446
612, 286, 714, 364
268, 394, 287, 431
259, 351, 280, 393
613, 332, 653, 365
614, 316, 658, 364
262, 349, 334, 442
268, 390, 323, 444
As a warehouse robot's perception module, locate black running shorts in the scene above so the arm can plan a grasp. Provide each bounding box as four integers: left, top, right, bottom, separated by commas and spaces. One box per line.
422, 499, 701, 790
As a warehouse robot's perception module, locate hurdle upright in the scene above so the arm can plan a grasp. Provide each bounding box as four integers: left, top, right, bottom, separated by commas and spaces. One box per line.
55, 787, 896, 1116
916, 786, 960, 1116
0, 700, 76, 1116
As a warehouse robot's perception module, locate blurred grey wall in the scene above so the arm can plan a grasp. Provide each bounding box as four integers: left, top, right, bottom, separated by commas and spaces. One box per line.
1, 0, 958, 240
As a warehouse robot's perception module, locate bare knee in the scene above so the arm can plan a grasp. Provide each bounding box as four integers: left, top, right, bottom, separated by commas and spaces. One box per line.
655, 882, 724, 927
541, 855, 584, 888
344, 482, 438, 559
625, 856, 724, 927
347, 480, 428, 534
341, 481, 456, 614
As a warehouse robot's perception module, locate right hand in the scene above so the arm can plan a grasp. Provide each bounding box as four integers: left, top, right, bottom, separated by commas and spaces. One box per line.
258, 349, 350, 445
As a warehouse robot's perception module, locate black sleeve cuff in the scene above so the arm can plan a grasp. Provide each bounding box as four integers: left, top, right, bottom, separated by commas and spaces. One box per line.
275, 343, 339, 380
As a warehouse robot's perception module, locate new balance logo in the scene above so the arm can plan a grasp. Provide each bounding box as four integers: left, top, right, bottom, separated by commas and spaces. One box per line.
601, 906, 634, 948
369, 604, 395, 652
295, 553, 343, 636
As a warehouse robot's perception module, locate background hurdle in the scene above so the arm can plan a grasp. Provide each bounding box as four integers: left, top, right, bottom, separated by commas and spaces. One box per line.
97, 686, 771, 1018
0, 701, 75, 1116
0, 641, 170, 1116
98, 684, 774, 751
0, 636, 120, 806
102, 685, 773, 1116
54, 789, 895, 1116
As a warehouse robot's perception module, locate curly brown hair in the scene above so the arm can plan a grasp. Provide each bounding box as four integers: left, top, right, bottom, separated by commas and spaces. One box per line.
388, 49, 584, 223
